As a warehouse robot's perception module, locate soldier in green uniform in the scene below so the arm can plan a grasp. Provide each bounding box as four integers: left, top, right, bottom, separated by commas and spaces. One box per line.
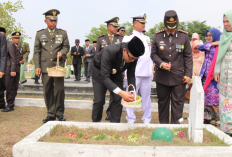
33, 9, 70, 123
19, 38, 30, 84
96, 17, 123, 120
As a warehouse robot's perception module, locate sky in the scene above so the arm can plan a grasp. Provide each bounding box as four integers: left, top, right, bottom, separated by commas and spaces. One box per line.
2, 0, 232, 61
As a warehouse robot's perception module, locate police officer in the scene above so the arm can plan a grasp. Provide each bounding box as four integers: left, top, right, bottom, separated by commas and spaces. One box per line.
33, 9, 70, 123
1, 31, 23, 112
91, 36, 145, 123
96, 17, 123, 120
123, 13, 153, 124
151, 10, 192, 124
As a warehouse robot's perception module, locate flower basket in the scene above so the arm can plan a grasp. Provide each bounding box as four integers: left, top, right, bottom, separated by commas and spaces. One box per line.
47, 57, 67, 77
121, 84, 142, 108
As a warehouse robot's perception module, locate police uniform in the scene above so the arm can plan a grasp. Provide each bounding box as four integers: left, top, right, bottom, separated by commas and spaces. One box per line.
1, 31, 23, 112
151, 10, 193, 124
33, 9, 70, 122
95, 17, 123, 120
123, 13, 153, 123
91, 36, 144, 123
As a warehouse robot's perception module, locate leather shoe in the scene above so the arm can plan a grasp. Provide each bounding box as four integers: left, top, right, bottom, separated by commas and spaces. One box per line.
105, 115, 111, 120
34, 82, 40, 84
20, 80, 27, 84
87, 79, 90, 82
74, 79, 80, 81
0, 106, 5, 109
2, 107, 14, 112
56, 115, 66, 121
43, 116, 55, 123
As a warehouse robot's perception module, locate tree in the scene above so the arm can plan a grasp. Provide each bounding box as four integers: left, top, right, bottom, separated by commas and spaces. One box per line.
120, 21, 134, 35
147, 20, 215, 42
0, 0, 30, 39
85, 24, 108, 42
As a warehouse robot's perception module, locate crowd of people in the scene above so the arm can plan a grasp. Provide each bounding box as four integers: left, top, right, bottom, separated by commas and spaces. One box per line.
0, 9, 232, 136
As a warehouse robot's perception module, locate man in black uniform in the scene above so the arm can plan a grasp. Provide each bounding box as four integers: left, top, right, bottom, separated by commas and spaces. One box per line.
1, 31, 23, 112
71, 39, 84, 81
0, 28, 7, 109
151, 10, 192, 124
91, 36, 145, 123
96, 17, 123, 120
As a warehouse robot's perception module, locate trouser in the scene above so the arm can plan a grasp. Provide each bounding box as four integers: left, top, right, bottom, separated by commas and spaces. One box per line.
4, 71, 20, 108
65, 65, 71, 77
126, 76, 152, 123
84, 61, 91, 79
156, 82, 186, 124
0, 75, 5, 108
81, 65, 85, 76
20, 62, 27, 82
31, 65, 35, 78
73, 63, 81, 80
92, 78, 123, 123
42, 73, 65, 117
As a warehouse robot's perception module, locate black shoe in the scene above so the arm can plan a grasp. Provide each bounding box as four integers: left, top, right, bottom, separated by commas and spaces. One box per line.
2, 107, 14, 112
43, 116, 56, 123
84, 79, 88, 81
105, 115, 111, 120
56, 115, 66, 121
20, 80, 27, 84
31, 78, 35, 80
74, 79, 80, 81
0, 106, 5, 109
87, 79, 90, 82
34, 82, 40, 84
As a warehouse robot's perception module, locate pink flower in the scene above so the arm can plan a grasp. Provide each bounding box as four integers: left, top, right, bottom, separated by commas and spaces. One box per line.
119, 136, 124, 140
179, 131, 184, 137
54, 67, 57, 70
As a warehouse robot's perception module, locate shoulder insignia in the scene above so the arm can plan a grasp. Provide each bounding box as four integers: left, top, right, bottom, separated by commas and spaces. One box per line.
59, 28, 66, 32
98, 34, 105, 38
126, 33, 133, 36
156, 29, 165, 34
37, 29, 44, 32
178, 29, 188, 34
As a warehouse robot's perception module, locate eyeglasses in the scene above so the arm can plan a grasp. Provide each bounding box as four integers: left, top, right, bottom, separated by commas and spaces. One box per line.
205, 35, 212, 38
13, 37, 20, 39
120, 30, 125, 32
127, 51, 137, 60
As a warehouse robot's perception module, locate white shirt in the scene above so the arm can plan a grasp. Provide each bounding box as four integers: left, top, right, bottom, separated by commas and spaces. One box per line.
122, 30, 153, 77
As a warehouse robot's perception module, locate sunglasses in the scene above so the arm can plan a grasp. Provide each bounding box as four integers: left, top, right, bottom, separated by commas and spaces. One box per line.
14, 37, 20, 39
120, 30, 125, 32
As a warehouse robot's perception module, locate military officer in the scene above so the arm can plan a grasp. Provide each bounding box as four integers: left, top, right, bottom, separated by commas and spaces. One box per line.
96, 17, 123, 120
33, 9, 70, 123
123, 13, 153, 124
151, 10, 192, 124
91, 36, 145, 123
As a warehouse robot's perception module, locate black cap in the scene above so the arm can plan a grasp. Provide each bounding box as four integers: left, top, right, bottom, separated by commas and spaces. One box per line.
85, 39, 90, 42
93, 41, 97, 43
11, 31, 21, 37
0, 27, 6, 33
105, 17, 119, 27
164, 10, 179, 30
127, 36, 145, 57
43, 9, 60, 20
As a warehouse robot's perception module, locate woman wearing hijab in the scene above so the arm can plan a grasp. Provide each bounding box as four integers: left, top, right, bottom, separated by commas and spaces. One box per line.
190, 33, 203, 46
214, 10, 232, 135
185, 40, 205, 100
199, 28, 222, 126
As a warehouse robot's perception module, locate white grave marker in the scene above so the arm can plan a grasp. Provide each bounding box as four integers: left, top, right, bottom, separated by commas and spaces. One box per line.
189, 76, 204, 143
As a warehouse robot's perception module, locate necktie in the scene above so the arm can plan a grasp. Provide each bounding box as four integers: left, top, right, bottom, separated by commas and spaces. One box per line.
169, 34, 173, 43
50, 31, 53, 37
110, 35, 113, 44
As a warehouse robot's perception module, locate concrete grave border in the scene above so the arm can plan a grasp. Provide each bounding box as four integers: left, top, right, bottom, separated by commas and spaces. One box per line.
13, 121, 232, 157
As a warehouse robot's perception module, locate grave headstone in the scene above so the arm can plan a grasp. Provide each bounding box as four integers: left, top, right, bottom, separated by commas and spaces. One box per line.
189, 76, 204, 143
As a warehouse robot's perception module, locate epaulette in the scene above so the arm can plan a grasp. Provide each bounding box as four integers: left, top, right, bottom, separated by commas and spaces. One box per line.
59, 28, 66, 32
156, 29, 165, 34
37, 29, 44, 32
178, 29, 188, 34
126, 33, 133, 36
98, 34, 105, 38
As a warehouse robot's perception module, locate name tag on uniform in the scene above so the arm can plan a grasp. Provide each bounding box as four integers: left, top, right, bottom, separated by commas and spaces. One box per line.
41, 35, 47, 39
